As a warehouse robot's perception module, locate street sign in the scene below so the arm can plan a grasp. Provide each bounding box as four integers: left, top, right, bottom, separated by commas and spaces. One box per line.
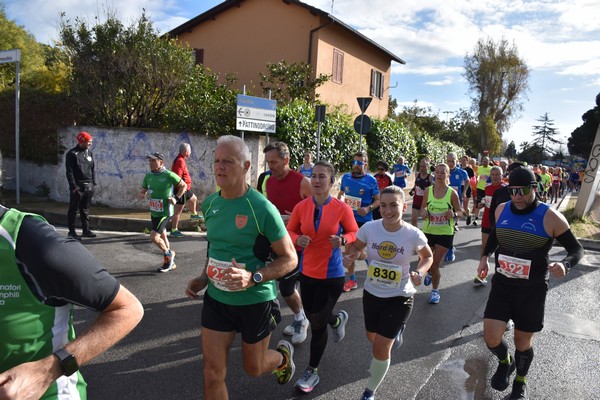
315, 105, 326, 122
0, 49, 20, 64
354, 114, 371, 134
236, 94, 276, 134
357, 97, 372, 113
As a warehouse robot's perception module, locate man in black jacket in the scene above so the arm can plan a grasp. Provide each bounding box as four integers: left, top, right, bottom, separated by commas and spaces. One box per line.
65, 131, 96, 240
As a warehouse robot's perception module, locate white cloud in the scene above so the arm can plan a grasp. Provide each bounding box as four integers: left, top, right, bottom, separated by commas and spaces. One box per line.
425, 78, 453, 86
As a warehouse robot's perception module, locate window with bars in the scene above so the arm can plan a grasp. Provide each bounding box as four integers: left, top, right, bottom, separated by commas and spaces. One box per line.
332, 49, 344, 84
370, 69, 384, 99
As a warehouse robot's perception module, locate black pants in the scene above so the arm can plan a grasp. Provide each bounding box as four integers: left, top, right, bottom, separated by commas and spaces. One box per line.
68, 187, 94, 232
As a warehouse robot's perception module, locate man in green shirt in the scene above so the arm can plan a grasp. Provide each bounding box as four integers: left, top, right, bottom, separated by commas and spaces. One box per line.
138, 152, 186, 272
185, 135, 298, 398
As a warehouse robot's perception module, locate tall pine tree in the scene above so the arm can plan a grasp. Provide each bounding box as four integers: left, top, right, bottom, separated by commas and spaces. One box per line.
532, 113, 561, 161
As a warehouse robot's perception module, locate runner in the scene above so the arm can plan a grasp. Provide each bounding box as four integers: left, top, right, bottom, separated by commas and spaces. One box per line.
170, 143, 203, 238
286, 160, 358, 393
419, 163, 462, 304
477, 167, 583, 399
445, 152, 469, 262
550, 166, 562, 204
344, 185, 433, 400
138, 152, 186, 272
337, 151, 380, 291
460, 155, 476, 225
392, 156, 411, 188
473, 166, 505, 285
373, 161, 393, 220
264, 141, 312, 344
474, 156, 492, 224
297, 150, 315, 178
185, 135, 298, 398
410, 158, 433, 227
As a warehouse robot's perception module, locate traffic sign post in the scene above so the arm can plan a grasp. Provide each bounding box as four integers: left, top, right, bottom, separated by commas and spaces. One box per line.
1, 49, 21, 204
354, 114, 372, 152
236, 94, 277, 136
315, 105, 326, 161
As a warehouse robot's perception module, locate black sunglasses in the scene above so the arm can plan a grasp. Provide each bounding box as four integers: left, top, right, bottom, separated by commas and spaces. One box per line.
508, 186, 535, 196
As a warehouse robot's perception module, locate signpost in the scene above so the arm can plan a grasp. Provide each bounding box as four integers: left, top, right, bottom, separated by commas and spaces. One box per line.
0, 49, 21, 204
315, 105, 326, 161
354, 97, 372, 152
236, 94, 276, 138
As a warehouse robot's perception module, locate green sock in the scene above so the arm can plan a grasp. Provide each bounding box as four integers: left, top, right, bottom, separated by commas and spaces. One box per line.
366, 357, 390, 392
515, 374, 527, 383
500, 354, 511, 365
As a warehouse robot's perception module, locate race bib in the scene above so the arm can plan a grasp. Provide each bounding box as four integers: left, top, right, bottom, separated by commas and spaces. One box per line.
345, 195, 362, 210
395, 170, 406, 178
415, 186, 425, 196
429, 211, 449, 225
149, 198, 164, 212
207, 258, 247, 292
497, 254, 531, 280
367, 259, 402, 289
484, 195, 492, 208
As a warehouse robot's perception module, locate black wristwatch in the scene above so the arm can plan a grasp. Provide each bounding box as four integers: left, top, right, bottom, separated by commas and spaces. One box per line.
340, 235, 347, 246
54, 348, 79, 376
563, 261, 572, 274
252, 272, 264, 285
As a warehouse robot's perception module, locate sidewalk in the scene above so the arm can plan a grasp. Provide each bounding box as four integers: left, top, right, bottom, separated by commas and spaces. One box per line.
0, 189, 205, 236
1, 188, 598, 250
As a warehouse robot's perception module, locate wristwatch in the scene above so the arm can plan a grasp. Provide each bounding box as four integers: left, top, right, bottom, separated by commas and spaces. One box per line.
340, 235, 347, 246
54, 348, 79, 376
252, 271, 264, 285
563, 261, 572, 274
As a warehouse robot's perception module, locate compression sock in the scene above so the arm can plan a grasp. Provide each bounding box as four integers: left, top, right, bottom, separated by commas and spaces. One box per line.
294, 309, 306, 321
488, 337, 510, 363
366, 357, 391, 393
515, 347, 534, 378
350, 274, 356, 281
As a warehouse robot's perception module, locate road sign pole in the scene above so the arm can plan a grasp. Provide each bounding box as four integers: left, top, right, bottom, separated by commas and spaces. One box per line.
359, 116, 363, 152
15, 58, 20, 204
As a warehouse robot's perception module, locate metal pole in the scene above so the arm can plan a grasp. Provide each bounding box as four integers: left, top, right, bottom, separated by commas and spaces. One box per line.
241, 85, 245, 140
15, 59, 20, 205
316, 121, 321, 161
359, 114, 363, 152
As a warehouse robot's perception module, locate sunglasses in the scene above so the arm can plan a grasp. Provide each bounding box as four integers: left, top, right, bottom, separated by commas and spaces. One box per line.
352, 160, 364, 166
508, 186, 535, 196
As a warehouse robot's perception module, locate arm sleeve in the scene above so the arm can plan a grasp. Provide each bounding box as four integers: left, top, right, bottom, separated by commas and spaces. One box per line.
483, 225, 499, 257
556, 229, 584, 268
15, 217, 120, 311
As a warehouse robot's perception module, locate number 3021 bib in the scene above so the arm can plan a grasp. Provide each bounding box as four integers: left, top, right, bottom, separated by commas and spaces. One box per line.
367, 259, 402, 289
207, 258, 247, 291
497, 254, 531, 280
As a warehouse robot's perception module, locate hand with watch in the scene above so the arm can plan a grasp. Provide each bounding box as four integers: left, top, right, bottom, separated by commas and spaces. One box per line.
54, 348, 79, 376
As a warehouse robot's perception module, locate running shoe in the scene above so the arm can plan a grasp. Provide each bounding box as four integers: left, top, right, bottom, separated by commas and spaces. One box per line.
473, 275, 488, 285
274, 340, 295, 385
423, 273, 432, 286
360, 389, 375, 400
295, 367, 319, 393
283, 318, 309, 344
509, 379, 527, 399
158, 250, 176, 272
190, 213, 205, 222
472, 220, 478, 226
392, 324, 405, 350
454, 224, 459, 232
466, 215, 472, 226
169, 229, 185, 238
444, 247, 456, 262
331, 310, 348, 343
491, 355, 515, 391
342, 279, 358, 292
506, 319, 515, 331
429, 290, 440, 304
82, 230, 97, 238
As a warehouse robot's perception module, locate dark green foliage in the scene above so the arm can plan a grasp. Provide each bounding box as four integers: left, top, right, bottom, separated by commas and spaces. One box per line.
259, 61, 330, 106
568, 93, 600, 159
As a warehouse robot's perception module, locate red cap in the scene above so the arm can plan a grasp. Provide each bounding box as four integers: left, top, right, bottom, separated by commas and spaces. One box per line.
77, 131, 92, 143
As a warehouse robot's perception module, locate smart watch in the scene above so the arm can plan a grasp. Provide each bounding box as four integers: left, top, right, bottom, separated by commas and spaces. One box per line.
252, 272, 264, 285
54, 348, 79, 376
340, 235, 347, 246
563, 260, 572, 274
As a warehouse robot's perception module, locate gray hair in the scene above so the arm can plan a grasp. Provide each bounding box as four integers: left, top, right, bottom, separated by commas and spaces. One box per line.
380, 185, 405, 203
490, 166, 502, 174
179, 142, 191, 155
447, 152, 457, 160
216, 135, 250, 165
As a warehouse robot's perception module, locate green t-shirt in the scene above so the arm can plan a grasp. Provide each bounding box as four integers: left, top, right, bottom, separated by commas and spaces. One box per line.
477, 165, 492, 190
142, 169, 182, 217
202, 187, 288, 306
422, 186, 455, 236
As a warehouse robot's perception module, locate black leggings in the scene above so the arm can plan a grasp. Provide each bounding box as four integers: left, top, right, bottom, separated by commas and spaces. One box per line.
299, 275, 344, 368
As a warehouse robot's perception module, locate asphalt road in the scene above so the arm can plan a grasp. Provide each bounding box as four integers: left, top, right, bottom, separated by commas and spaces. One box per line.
65, 209, 600, 400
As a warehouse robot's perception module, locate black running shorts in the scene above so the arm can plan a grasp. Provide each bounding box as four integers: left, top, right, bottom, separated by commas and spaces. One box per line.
362, 290, 413, 339
151, 215, 172, 234
201, 291, 276, 344
484, 279, 548, 332
424, 233, 454, 250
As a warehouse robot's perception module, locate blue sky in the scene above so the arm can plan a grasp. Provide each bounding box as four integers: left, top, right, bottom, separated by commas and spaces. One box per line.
5, 0, 600, 153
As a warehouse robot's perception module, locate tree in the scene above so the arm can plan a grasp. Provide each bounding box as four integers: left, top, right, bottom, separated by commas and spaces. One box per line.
518, 141, 544, 165
568, 92, 600, 159
59, 11, 192, 127
258, 61, 329, 106
504, 141, 517, 159
463, 37, 530, 154
532, 113, 562, 160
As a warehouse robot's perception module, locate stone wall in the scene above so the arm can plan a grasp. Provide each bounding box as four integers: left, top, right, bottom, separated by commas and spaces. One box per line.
1, 127, 267, 209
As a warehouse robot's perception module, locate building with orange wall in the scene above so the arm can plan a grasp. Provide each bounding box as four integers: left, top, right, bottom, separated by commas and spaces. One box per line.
168, 0, 405, 119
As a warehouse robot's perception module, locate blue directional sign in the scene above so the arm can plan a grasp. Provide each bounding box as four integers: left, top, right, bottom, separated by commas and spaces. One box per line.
236, 94, 277, 133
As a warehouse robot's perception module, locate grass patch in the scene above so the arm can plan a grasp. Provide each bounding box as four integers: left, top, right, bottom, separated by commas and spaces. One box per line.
563, 199, 600, 240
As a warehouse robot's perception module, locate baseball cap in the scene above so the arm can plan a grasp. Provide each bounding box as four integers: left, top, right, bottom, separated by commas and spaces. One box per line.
147, 152, 165, 161
509, 167, 537, 186
77, 131, 92, 143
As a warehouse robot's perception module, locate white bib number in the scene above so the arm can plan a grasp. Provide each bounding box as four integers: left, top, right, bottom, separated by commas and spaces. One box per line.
497, 254, 531, 280
367, 260, 402, 289
149, 198, 164, 212
484, 195, 492, 208
345, 195, 362, 210
207, 258, 247, 291
429, 211, 449, 225
415, 186, 425, 196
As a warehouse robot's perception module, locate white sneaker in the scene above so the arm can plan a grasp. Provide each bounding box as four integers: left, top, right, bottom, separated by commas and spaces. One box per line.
331, 310, 348, 343
292, 318, 309, 344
